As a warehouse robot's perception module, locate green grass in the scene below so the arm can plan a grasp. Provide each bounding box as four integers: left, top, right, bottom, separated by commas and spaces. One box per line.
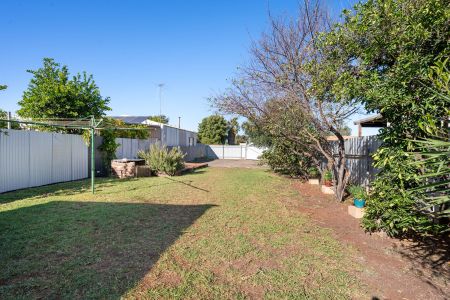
0, 168, 364, 299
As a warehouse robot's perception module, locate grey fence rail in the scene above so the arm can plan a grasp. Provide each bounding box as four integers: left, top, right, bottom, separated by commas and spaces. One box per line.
0, 129, 88, 193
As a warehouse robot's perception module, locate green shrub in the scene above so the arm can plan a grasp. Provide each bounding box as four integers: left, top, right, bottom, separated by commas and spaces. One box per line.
138, 143, 185, 176
323, 171, 332, 181
307, 167, 319, 178
163, 147, 186, 176
260, 143, 313, 178
348, 185, 365, 199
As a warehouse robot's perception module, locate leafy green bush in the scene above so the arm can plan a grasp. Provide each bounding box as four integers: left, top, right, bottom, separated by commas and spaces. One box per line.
260, 142, 313, 178
323, 171, 332, 181
138, 144, 185, 176
348, 185, 365, 200
307, 167, 319, 179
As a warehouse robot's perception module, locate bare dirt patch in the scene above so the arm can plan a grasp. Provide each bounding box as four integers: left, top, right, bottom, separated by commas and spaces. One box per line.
290, 181, 450, 300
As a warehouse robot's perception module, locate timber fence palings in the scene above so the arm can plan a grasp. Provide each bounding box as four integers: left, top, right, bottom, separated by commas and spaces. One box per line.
326, 136, 382, 187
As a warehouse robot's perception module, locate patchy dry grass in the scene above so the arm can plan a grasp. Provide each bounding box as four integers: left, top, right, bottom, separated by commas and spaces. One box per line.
0, 168, 364, 299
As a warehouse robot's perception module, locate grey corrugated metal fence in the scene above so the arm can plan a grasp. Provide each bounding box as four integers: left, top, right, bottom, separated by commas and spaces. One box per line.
114, 137, 159, 159
0, 129, 88, 193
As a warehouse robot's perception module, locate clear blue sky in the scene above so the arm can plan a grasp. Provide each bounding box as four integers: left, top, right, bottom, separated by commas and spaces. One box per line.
1, 0, 375, 134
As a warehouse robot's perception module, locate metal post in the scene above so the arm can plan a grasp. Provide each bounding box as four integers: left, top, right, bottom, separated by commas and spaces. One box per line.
91, 117, 95, 194
7, 112, 11, 129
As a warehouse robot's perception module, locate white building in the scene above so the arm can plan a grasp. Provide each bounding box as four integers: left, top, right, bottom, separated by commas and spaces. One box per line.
111, 116, 198, 147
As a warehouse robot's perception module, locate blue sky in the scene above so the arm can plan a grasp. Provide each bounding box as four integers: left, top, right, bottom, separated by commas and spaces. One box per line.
1, 0, 375, 134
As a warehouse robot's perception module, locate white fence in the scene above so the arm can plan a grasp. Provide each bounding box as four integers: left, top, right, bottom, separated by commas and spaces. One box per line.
0, 129, 88, 193
206, 144, 265, 160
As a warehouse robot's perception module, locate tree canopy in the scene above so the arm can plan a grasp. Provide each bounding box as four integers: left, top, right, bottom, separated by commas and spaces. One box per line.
148, 115, 169, 124
17, 58, 111, 120
197, 115, 229, 144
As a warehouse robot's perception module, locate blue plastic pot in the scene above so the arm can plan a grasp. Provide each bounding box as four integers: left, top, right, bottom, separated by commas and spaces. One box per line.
354, 198, 366, 208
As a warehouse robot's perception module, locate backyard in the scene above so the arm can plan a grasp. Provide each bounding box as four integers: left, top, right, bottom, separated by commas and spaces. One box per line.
1, 166, 448, 299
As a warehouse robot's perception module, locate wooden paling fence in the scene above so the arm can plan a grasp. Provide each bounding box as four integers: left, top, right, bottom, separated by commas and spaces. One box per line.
330, 136, 382, 186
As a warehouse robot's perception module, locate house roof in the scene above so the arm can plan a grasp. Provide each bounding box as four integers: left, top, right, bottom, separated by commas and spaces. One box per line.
110, 116, 198, 134
353, 114, 386, 127
110, 116, 150, 124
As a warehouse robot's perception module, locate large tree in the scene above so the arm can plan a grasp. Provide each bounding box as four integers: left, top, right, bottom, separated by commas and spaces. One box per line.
213, 1, 359, 200
197, 115, 229, 144
326, 0, 449, 235
17, 58, 111, 119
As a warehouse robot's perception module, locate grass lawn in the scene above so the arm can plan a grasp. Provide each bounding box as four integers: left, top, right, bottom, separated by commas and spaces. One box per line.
0, 168, 364, 299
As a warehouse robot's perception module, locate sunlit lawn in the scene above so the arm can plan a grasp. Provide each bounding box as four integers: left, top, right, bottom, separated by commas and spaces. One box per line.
0, 168, 364, 299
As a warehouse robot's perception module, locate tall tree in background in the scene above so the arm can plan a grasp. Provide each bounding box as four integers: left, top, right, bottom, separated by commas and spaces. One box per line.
17, 58, 111, 119
148, 115, 169, 124
197, 115, 228, 144
213, 1, 359, 200
227, 117, 240, 145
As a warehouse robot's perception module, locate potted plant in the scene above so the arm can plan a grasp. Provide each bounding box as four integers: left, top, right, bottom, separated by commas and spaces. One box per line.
323, 170, 333, 187
348, 185, 366, 208
307, 167, 320, 184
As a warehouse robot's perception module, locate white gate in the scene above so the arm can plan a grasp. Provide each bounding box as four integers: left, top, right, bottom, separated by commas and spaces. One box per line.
206, 144, 265, 160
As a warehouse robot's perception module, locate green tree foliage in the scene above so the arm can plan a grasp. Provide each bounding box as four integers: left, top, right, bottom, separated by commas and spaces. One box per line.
241, 121, 273, 147
326, 0, 449, 236
0, 110, 20, 129
260, 140, 315, 178
0, 85, 6, 91
148, 115, 169, 124
197, 115, 228, 144
17, 58, 111, 119
227, 117, 240, 145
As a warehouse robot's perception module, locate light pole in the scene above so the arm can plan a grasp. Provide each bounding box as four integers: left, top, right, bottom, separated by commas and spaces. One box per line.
158, 83, 165, 117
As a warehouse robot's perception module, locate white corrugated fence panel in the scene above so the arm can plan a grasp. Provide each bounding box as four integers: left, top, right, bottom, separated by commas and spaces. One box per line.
71, 135, 88, 180
223, 145, 242, 159
0, 130, 89, 193
246, 146, 265, 160
52, 133, 73, 183
29, 131, 53, 187
0, 130, 30, 193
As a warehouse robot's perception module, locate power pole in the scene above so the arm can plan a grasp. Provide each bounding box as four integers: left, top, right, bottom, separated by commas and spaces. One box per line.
158, 83, 165, 117
7, 112, 11, 129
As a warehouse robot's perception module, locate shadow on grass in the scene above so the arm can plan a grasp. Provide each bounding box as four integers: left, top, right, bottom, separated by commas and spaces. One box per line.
0, 178, 117, 205
163, 177, 209, 193
0, 201, 214, 299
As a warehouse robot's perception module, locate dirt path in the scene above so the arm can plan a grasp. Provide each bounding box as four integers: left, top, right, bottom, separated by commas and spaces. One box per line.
289, 182, 449, 300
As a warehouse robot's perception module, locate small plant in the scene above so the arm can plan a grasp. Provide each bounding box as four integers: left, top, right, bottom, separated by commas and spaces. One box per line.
348, 185, 365, 199
348, 185, 366, 208
323, 170, 333, 186
138, 143, 185, 176
307, 167, 319, 178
